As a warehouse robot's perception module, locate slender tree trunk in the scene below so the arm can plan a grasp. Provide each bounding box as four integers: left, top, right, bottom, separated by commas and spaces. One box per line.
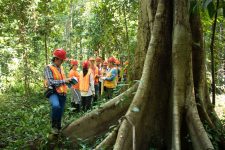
74, 40, 77, 59
210, 0, 219, 106
79, 38, 83, 61
44, 31, 48, 65
44, 0, 48, 65
24, 49, 29, 98
123, 1, 129, 57
102, 45, 105, 60
19, 21, 30, 98
123, 1, 131, 81
70, 2, 73, 53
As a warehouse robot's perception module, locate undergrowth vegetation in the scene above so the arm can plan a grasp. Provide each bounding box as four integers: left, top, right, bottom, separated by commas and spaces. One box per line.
1, 89, 224, 149
0, 88, 118, 149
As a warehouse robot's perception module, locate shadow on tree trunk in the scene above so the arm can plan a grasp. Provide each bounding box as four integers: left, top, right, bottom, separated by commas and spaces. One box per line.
61, 0, 225, 149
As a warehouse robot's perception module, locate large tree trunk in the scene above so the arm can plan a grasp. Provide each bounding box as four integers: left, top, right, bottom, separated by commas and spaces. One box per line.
132, 0, 154, 80
62, 0, 224, 149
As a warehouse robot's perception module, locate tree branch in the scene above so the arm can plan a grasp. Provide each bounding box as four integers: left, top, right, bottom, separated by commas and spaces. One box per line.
62, 83, 138, 142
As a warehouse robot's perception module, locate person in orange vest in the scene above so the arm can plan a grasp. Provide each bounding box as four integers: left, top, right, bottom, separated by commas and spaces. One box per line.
100, 61, 109, 95
79, 60, 95, 111
44, 48, 71, 134
96, 57, 102, 95
68, 59, 81, 112
89, 57, 100, 103
102, 57, 118, 100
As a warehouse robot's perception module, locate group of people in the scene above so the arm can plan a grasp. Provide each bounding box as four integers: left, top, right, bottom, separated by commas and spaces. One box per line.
44, 48, 128, 134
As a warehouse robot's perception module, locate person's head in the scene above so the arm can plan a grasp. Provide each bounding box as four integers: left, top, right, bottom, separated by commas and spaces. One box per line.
89, 57, 95, 67
70, 59, 78, 70
108, 57, 116, 68
103, 61, 108, 69
96, 56, 102, 66
52, 48, 67, 67
115, 59, 120, 67
82, 60, 90, 70
82, 60, 90, 76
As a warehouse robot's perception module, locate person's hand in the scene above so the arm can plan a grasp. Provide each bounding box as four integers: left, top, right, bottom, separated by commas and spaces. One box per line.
65, 78, 71, 83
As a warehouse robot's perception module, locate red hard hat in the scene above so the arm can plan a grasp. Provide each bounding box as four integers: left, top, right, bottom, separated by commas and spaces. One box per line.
82, 60, 89, 69
70, 59, 78, 66
108, 57, 116, 63
96, 57, 102, 62
115, 59, 120, 65
53, 48, 67, 60
103, 61, 108, 66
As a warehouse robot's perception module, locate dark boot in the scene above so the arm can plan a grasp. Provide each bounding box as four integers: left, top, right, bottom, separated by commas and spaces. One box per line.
74, 104, 80, 112
51, 120, 59, 135
56, 121, 61, 130
71, 102, 76, 112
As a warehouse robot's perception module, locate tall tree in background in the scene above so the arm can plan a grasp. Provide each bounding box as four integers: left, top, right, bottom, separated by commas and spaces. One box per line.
62, 0, 225, 149
44, 0, 49, 65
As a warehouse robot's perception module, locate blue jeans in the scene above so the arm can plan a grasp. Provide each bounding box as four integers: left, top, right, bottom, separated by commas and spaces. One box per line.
94, 84, 99, 102
49, 94, 66, 129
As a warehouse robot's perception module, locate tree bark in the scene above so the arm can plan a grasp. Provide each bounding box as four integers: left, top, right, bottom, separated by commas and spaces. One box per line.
62, 0, 224, 149
62, 83, 138, 142
94, 126, 118, 149
114, 0, 172, 149
209, 0, 220, 106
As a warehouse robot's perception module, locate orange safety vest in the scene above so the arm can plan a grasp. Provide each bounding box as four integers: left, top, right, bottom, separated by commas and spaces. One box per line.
104, 68, 117, 89
69, 69, 80, 89
90, 66, 99, 84
45, 65, 67, 94
79, 71, 91, 92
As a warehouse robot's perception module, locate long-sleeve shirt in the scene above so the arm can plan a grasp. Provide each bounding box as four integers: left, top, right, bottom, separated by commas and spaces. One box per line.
44, 63, 66, 87
105, 68, 117, 81
80, 73, 95, 97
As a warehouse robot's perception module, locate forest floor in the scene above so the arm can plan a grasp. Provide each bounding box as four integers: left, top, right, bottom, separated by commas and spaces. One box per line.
0, 92, 224, 149
215, 94, 225, 119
